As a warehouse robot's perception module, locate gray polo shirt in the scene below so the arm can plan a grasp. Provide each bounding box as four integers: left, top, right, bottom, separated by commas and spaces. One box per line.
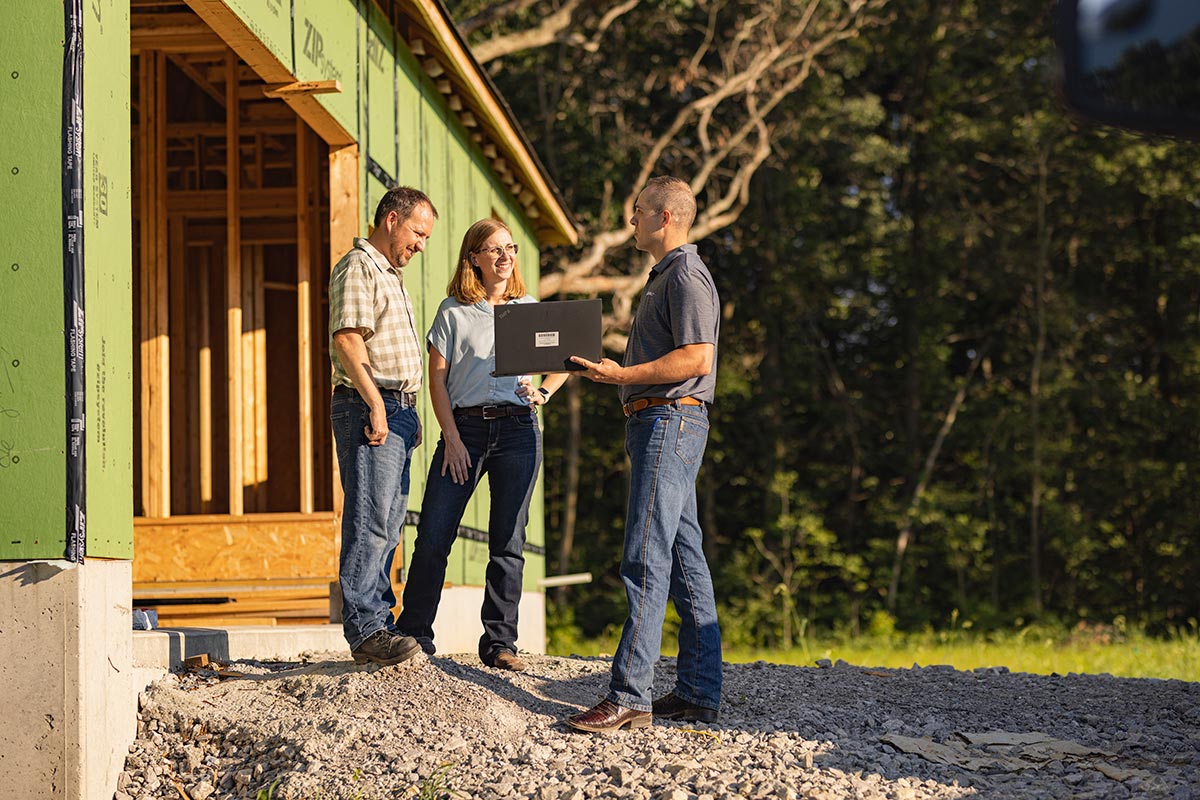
427, 294, 537, 408
619, 244, 719, 405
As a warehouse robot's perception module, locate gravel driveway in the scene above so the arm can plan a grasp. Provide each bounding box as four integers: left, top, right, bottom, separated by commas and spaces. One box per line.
116, 652, 1199, 799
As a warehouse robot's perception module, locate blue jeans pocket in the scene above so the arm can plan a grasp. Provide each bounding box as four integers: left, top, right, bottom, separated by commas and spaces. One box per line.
675, 415, 709, 465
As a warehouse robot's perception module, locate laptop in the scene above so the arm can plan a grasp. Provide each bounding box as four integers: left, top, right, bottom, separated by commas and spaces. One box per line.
493, 298, 603, 376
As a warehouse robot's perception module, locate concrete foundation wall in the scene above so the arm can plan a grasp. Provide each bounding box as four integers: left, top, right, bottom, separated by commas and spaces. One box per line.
0, 559, 134, 800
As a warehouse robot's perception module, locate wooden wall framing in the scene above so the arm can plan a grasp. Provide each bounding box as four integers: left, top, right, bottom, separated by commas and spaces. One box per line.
132, 36, 339, 525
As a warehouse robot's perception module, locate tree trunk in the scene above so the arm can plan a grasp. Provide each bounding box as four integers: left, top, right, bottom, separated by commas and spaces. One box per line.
887, 348, 984, 612
1029, 146, 1049, 615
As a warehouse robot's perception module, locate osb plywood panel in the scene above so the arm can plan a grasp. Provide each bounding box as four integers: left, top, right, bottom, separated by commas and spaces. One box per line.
133, 512, 337, 582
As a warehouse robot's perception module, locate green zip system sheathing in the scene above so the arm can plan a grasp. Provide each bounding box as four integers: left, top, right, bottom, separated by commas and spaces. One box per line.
0, 1, 132, 561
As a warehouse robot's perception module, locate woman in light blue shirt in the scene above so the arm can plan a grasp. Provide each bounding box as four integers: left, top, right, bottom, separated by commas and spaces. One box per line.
397, 218, 567, 670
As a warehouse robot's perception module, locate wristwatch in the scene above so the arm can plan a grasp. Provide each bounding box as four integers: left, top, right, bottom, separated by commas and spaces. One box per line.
537, 387, 550, 399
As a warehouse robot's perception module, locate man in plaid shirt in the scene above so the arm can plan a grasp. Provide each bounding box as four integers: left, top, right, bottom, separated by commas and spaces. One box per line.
329, 186, 438, 666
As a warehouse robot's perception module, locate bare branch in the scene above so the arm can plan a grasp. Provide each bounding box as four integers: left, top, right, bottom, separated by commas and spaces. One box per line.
472, 0, 585, 63
520, 0, 892, 342
459, 0, 542, 36
576, 0, 642, 52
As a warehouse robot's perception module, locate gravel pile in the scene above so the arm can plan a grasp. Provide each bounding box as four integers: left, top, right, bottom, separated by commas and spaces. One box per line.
115, 652, 1199, 799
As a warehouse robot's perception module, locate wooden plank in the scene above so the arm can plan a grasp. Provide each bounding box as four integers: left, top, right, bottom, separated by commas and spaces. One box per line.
134, 588, 329, 602
155, 616, 279, 627
156, 49, 172, 517
327, 144, 359, 534
253, 246, 268, 487
198, 247, 214, 511
166, 53, 225, 108
135, 578, 332, 592
262, 80, 342, 99
165, 187, 296, 217
137, 55, 152, 517
296, 121, 315, 514
185, 238, 203, 512
143, 598, 328, 616
131, 14, 224, 54
225, 48, 245, 516
168, 215, 190, 511
240, 244, 257, 510
133, 512, 338, 582
139, 51, 172, 518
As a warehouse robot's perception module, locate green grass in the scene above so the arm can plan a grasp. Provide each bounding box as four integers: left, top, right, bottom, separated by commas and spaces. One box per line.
549, 623, 1200, 682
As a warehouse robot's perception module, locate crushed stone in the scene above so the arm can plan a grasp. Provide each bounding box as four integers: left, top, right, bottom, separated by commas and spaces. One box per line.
116, 652, 1200, 799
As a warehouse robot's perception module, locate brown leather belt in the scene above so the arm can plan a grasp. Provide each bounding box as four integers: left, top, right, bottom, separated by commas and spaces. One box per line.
335, 384, 418, 408
457, 405, 533, 419
623, 396, 704, 417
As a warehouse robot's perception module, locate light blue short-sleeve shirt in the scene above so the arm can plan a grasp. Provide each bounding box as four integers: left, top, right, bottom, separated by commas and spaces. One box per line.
428, 294, 537, 408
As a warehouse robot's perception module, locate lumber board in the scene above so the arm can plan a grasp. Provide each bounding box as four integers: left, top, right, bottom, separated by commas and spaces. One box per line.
139, 51, 172, 518
143, 598, 327, 616
198, 248, 214, 511
135, 578, 332, 592
225, 48, 245, 515
296, 121, 316, 513
134, 589, 328, 603
154, 616, 279, 627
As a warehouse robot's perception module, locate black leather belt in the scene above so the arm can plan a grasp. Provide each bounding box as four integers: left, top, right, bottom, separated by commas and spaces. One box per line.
334, 384, 418, 407
456, 405, 533, 419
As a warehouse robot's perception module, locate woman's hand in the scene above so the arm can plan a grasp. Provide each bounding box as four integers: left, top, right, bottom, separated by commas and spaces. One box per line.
441, 435, 472, 485
516, 377, 548, 407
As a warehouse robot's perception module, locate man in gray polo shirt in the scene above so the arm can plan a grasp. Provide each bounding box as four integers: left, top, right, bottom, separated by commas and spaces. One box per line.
329, 186, 437, 666
567, 176, 722, 733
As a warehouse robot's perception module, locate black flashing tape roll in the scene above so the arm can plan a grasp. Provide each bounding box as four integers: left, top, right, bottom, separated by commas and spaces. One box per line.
63, 0, 86, 563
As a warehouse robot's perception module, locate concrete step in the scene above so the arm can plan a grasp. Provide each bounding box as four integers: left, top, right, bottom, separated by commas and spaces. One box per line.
133, 624, 346, 671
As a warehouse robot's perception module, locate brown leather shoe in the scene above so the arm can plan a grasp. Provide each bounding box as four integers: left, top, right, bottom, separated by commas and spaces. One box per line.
565, 700, 652, 733
490, 651, 526, 672
652, 692, 719, 722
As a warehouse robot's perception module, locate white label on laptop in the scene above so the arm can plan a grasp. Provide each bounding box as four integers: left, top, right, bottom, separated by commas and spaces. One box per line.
535, 331, 560, 348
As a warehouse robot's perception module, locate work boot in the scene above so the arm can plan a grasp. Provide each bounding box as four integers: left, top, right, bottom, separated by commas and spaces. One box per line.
651, 692, 719, 722
490, 651, 526, 672
351, 630, 421, 666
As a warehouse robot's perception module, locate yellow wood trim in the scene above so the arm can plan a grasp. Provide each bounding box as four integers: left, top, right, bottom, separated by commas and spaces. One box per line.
263, 80, 342, 98
403, 0, 578, 245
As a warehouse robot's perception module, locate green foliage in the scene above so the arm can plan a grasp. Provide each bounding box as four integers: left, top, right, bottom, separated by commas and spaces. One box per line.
462, 0, 1200, 643
417, 762, 460, 800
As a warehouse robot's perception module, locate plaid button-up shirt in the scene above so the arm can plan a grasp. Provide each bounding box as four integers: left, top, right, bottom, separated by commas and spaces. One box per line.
329, 237, 423, 393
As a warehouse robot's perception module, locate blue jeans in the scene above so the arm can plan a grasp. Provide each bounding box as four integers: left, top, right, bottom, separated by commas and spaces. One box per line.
607, 403, 722, 713
397, 410, 542, 663
331, 388, 419, 650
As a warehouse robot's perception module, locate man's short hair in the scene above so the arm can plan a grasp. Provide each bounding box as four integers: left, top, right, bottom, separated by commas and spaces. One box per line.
373, 186, 439, 229
643, 176, 696, 231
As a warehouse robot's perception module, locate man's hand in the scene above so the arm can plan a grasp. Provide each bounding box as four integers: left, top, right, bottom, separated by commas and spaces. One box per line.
365, 403, 388, 446
570, 356, 628, 384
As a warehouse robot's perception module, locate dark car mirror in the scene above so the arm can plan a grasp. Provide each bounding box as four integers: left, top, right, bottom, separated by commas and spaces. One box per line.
1057, 0, 1200, 139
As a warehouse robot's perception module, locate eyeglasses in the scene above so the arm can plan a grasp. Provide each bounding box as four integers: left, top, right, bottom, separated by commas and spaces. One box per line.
474, 243, 519, 259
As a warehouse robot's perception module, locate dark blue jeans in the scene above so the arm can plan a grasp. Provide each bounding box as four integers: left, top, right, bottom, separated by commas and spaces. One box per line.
331, 389, 419, 650
398, 410, 542, 663
607, 403, 722, 712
